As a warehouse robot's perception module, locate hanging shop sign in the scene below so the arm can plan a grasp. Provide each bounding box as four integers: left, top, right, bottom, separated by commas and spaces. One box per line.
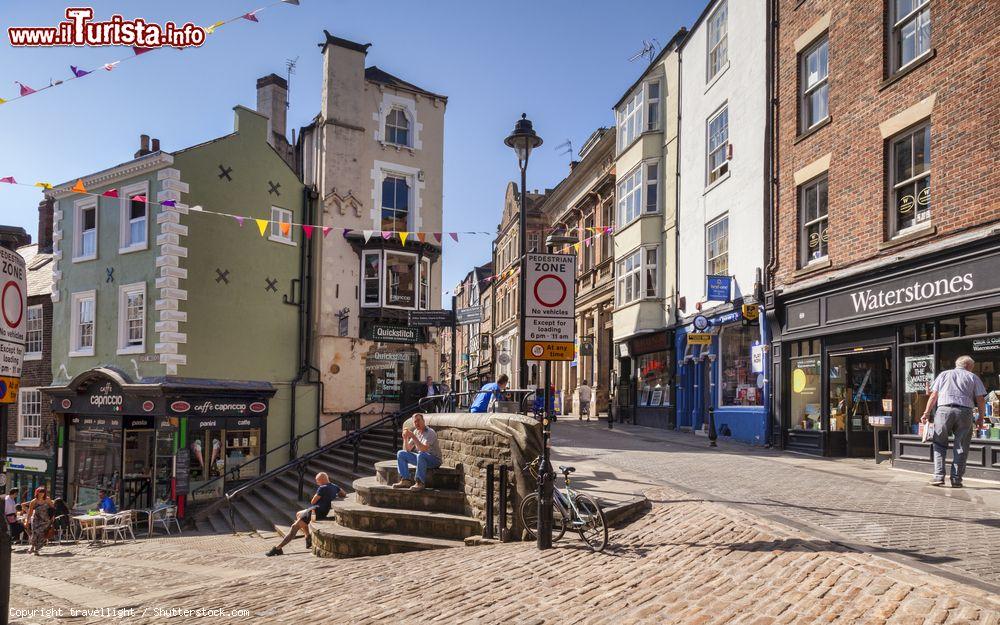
0, 245, 27, 403
706, 275, 732, 303
455, 307, 483, 325
751, 343, 766, 373
5, 456, 47, 474
687, 333, 712, 346
365, 323, 424, 344
524, 253, 576, 361
408, 310, 455, 327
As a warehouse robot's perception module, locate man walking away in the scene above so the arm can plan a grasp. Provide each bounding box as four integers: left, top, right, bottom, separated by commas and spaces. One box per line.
578, 380, 593, 421
266, 472, 345, 556
3, 488, 24, 543
470, 374, 509, 413
393, 413, 443, 492
920, 355, 987, 488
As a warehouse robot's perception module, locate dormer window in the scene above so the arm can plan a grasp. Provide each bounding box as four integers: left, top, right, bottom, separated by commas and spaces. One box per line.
385, 107, 410, 146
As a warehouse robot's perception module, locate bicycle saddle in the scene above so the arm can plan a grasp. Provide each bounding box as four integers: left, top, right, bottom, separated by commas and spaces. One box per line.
559, 465, 575, 474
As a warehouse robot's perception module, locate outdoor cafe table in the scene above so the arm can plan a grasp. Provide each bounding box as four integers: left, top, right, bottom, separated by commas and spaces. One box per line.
72, 513, 112, 545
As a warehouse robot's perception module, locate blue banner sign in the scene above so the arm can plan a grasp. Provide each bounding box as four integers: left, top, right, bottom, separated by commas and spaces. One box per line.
706, 275, 732, 302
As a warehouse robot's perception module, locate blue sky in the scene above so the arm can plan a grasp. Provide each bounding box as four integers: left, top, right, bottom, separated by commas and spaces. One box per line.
0, 0, 703, 304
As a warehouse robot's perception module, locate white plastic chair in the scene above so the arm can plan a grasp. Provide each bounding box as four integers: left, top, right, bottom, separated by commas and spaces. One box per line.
150, 505, 182, 535
101, 511, 136, 543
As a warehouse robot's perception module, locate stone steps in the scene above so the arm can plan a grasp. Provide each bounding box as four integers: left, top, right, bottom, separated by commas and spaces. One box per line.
310, 520, 465, 558
374, 460, 464, 490
332, 495, 481, 540
353, 476, 467, 515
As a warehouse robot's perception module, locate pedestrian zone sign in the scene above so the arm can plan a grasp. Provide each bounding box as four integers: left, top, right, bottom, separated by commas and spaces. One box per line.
0, 246, 26, 404
524, 253, 575, 361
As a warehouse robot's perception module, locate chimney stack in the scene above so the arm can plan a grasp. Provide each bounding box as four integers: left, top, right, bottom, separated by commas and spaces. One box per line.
569, 160, 580, 172
151, 138, 160, 152
0, 226, 30, 251
256, 73, 288, 147
37, 196, 54, 252
135, 134, 151, 158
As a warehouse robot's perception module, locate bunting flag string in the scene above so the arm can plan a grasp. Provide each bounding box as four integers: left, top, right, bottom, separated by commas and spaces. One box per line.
1, 0, 300, 107
0, 173, 612, 253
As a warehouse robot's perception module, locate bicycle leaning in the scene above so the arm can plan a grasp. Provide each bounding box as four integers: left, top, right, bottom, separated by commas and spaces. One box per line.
518, 457, 608, 552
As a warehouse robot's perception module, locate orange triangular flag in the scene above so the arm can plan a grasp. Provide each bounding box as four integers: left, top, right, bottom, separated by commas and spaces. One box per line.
400, 232, 409, 246
256, 219, 269, 236
71, 179, 87, 193
417, 232, 427, 243
280, 222, 290, 237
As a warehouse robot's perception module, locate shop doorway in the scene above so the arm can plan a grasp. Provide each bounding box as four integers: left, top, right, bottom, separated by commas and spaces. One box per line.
123, 428, 155, 510
828, 347, 893, 458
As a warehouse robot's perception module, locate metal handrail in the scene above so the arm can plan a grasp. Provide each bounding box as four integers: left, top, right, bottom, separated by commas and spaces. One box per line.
191, 398, 384, 504
221, 397, 427, 532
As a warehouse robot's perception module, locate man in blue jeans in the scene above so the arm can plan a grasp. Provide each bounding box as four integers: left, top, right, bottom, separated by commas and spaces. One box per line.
920, 355, 987, 488
393, 413, 442, 492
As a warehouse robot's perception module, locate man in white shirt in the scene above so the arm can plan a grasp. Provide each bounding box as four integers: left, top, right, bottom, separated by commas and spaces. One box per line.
4, 488, 25, 542
577, 381, 593, 421
393, 413, 443, 492
921, 355, 987, 487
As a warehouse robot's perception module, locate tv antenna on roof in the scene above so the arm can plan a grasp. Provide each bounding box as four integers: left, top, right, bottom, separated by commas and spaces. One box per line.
628, 38, 660, 64
285, 56, 299, 108
555, 139, 574, 165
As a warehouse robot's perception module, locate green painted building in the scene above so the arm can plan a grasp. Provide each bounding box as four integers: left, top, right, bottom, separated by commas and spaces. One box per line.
44, 101, 317, 513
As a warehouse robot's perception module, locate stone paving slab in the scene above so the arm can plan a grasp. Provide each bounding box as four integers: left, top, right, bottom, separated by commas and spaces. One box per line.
7, 477, 1000, 624
553, 420, 1000, 593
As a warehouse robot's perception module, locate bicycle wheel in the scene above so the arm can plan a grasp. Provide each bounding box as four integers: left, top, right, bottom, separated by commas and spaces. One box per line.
519, 493, 567, 542
573, 494, 608, 552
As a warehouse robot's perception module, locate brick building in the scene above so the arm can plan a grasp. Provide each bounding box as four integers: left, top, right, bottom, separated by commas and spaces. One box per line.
6, 199, 56, 497
766, 0, 1000, 478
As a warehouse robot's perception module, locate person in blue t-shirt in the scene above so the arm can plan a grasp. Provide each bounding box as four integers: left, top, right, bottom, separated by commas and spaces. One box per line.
470, 374, 509, 413
97, 490, 117, 514
267, 472, 345, 556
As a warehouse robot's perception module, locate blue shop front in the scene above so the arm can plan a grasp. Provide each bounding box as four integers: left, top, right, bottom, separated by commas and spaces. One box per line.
675, 305, 769, 445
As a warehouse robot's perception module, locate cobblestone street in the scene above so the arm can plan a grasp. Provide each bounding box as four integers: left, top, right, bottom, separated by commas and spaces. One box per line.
8, 437, 1000, 625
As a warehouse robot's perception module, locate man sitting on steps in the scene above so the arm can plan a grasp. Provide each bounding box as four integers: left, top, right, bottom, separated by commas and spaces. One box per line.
266, 471, 345, 556
393, 413, 442, 492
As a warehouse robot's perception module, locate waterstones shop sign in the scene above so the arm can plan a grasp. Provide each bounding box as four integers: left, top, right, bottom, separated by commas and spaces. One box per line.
825, 254, 1000, 323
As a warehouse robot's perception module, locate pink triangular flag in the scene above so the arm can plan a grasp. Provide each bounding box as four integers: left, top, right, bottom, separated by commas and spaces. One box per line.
433, 233, 442, 243
302, 225, 314, 240
234, 216, 245, 227
242, 11, 260, 22
102, 189, 118, 198
133, 46, 154, 56
449, 232, 459, 242
16, 82, 35, 96
323, 227, 333, 237
132, 195, 147, 203
381, 231, 392, 240
0, 176, 16, 184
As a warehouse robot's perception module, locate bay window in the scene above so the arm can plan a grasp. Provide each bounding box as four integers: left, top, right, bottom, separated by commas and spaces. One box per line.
645, 162, 659, 213
616, 89, 643, 153
420, 258, 431, 310
362, 250, 432, 310
617, 246, 658, 306
363, 251, 381, 306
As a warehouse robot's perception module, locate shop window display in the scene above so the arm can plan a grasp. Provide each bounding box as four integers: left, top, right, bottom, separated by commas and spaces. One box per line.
790, 349, 823, 431
188, 427, 224, 502
636, 352, 671, 407
719, 325, 763, 406
68, 427, 122, 510
365, 345, 419, 402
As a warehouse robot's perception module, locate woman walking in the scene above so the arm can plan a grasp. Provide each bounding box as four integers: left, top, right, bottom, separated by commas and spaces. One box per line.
26, 487, 54, 555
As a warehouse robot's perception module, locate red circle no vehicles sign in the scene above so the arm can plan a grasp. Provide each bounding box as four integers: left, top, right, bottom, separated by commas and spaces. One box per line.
533, 273, 567, 308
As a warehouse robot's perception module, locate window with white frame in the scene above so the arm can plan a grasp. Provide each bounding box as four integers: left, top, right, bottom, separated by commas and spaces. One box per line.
420, 258, 431, 310
362, 251, 381, 306
645, 162, 659, 213
583, 215, 595, 272
24, 305, 43, 360
601, 199, 613, 262
385, 107, 410, 146
800, 176, 829, 265
646, 81, 661, 131
706, 216, 729, 276
381, 174, 410, 232
888, 123, 931, 236
120, 183, 148, 251
707, 0, 729, 81
270, 206, 294, 244
800, 37, 829, 131
617, 165, 643, 226
70, 290, 96, 356
890, 0, 931, 73
118, 282, 146, 353
616, 89, 644, 153
74, 199, 97, 261
527, 232, 540, 253
616, 246, 658, 306
707, 106, 729, 185
17, 388, 42, 444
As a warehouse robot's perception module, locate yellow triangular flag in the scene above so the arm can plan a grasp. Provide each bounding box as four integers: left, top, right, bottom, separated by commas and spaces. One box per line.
573, 242, 581, 252
72, 179, 87, 193
400, 232, 409, 246
0, 98, 6, 105
34, 182, 52, 190
280, 222, 290, 237
256, 219, 269, 236
205, 20, 225, 34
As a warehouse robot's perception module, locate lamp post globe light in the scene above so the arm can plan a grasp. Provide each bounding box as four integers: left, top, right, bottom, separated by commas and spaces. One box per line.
504, 114, 542, 397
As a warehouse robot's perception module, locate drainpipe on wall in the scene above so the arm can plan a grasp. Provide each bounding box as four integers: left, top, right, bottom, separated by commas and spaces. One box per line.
762, 0, 779, 448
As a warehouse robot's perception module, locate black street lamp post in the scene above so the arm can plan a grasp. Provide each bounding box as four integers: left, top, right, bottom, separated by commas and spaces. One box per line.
504, 114, 543, 393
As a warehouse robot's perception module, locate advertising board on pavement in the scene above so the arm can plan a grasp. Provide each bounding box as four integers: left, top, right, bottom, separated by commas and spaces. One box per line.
523, 253, 575, 361
0, 246, 27, 404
